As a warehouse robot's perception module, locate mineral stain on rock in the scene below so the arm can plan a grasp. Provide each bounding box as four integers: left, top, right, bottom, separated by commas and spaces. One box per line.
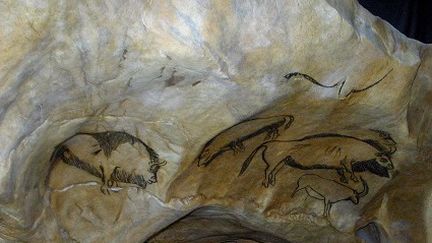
165, 70, 185, 87
192, 80, 201, 86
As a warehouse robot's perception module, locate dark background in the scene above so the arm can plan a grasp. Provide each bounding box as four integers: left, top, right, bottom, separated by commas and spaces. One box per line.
358, 0, 432, 43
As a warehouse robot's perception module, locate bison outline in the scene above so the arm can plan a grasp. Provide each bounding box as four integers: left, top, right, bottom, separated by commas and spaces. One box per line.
239, 132, 395, 187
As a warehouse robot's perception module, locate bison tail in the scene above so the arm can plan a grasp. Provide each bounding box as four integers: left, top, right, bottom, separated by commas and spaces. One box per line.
238, 145, 266, 176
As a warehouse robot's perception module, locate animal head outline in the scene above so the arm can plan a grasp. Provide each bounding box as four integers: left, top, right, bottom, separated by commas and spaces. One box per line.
352, 154, 393, 178
291, 174, 369, 217
375, 152, 394, 170
367, 129, 397, 155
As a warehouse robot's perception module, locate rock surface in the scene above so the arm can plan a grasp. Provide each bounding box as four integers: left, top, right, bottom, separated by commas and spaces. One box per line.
0, 0, 431, 242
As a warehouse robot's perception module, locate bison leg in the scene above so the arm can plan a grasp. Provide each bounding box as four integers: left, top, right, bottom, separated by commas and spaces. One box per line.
337, 168, 348, 184
262, 163, 271, 187
99, 184, 111, 195
104, 179, 120, 194
268, 156, 296, 186
265, 126, 279, 140
350, 173, 359, 182
107, 175, 119, 189
99, 166, 111, 195
349, 160, 359, 182
107, 179, 114, 188
267, 160, 286, 186
341, 159, 359, 182
341, 158, 360, 182
261, 149, 272, 188
229, 139, 245, 154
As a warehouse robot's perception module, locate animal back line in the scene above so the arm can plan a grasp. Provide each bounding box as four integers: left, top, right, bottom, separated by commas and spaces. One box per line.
349, 68, 393, 94
284, 158, 339, 171
208, 115, 292, 140
230, 119, 286, 143
77, 131, 162, 164
199, 115, 291, 150
268, 133, 388, 154
284, 72, 340, 88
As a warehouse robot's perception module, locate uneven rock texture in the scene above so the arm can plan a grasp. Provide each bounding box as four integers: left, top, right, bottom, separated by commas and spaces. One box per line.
0, 0, 431, 242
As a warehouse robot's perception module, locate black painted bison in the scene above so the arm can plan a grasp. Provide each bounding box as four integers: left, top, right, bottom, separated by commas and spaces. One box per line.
239, 133, 395, 187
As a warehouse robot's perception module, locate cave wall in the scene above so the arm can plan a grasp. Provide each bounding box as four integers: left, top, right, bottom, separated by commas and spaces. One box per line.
0, 0, 431, 242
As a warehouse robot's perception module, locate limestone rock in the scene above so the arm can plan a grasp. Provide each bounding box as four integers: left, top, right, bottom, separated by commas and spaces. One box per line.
0, 0, 431, 242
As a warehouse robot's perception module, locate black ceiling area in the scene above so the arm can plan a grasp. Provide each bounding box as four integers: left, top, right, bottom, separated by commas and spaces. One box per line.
359, 0, 432, 43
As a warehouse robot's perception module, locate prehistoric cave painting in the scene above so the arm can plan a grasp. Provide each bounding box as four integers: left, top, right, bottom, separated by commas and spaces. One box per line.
284, 69, 393, 98
284, 72, 340, 88
291, 174, 369, 217
107, 166, 147, 190
239, 131, 396, 187
77, 131, 161, 163
48, 131, 166, 194
365, 129, 397, 154
51, 144, 105, 181
195, 115, 294, 167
